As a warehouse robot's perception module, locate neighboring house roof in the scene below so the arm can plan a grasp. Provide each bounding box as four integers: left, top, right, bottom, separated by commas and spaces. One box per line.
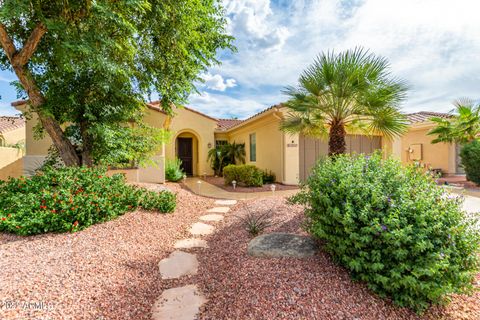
406, 111, 452, 124
0, 116, 25, 134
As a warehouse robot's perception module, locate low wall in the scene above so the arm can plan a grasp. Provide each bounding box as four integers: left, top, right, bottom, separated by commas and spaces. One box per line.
107, 156, 165, 184
0, 158, 24, 180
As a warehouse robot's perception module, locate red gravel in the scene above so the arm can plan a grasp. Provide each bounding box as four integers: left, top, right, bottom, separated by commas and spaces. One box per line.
0, 183, 214, 320
204, 176, 299, 193
195, 196, 480, 320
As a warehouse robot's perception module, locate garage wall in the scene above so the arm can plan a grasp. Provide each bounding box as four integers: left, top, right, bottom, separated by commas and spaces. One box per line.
299, 134, 382, 181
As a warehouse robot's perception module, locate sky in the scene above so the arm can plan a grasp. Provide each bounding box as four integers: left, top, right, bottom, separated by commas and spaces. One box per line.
1, 0, 479, 119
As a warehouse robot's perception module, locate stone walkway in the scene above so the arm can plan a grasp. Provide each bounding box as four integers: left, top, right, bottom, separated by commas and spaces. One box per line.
151, 199, 237, 320
183, 177, 299, 200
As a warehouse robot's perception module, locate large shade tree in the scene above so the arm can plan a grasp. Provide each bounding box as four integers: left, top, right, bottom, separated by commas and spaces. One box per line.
0, 0, 233, 166
280, 48, 409, 155
428, 99, 480, 144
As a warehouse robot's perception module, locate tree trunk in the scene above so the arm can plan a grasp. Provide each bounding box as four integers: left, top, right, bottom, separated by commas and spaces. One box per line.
0, 23, 80, 166
328, 122, 347, 155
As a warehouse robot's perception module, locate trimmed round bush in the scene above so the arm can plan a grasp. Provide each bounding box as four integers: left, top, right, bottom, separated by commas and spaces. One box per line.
223, 164, 263, 187
0, 166, 176, 235
291, 153, 480, 312
460, 140, 480, 185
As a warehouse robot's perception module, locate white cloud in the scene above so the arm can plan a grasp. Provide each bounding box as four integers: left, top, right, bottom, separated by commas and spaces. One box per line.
224, 0, 290, 51
188, 91, 272, 119
201, 73, 237, 91
192, 0, 480, 117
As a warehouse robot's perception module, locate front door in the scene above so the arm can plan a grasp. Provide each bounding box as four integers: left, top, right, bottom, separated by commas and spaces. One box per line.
177, 137, 193, 175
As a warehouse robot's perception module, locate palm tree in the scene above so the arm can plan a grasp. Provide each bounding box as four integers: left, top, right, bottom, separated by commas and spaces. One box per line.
428, 99, 480, 144
207, 142, 245, 176
280, 48, 409, 155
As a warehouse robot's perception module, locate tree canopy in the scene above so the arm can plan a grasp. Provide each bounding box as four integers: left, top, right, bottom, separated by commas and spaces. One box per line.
0, 0, 234, 166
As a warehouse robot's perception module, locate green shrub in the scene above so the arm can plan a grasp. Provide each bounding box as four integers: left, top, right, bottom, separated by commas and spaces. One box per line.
140, 190, 176, 213
460, 140, 480, 185
165, 158, 185, 182
223, 164, 263, 187
0, 166, 176, 235
262, 169, 276, 184
291, 153, 480, 312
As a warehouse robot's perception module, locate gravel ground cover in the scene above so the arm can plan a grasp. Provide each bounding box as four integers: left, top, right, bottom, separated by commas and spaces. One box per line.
204, 176, 299, 193
195, 196, 480, 320
0, 183, 213, 320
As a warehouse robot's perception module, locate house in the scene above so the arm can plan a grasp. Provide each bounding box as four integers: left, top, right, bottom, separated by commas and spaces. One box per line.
0, 116, 25, 180
10, 100, 462, 183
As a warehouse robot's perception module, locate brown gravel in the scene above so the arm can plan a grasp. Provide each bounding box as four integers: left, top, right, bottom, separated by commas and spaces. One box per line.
194, 196, 480, 320
204, 176, 299, 193
1, 187, 479, 320
0, 183, 214, 320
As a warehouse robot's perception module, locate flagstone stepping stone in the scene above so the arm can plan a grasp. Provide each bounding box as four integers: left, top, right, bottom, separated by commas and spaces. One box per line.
199, 214, 224, 222
174, 238, 208, 249
247, 233, 317, 258
207, 206, 230, 213
189, 222, 215, 236
214, 199, 237, 206
152, 285, 206, 320
159, 251, 198, 279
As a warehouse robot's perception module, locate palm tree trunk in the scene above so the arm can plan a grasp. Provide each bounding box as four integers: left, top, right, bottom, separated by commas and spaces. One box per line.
328, 122, 347, 155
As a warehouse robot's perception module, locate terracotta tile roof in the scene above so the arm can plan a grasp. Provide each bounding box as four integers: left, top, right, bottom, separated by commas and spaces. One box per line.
406, 111, 453, 124
147, 100, 218, 122
0, 116, 25, 134
216, 118, 243, 131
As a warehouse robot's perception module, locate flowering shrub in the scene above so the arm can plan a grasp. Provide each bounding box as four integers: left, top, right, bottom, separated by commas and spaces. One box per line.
0, 167, 176, 235
291, 153, 480, 312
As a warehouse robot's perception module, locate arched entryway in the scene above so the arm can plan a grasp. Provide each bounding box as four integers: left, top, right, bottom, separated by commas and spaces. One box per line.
175, 131, 199, 176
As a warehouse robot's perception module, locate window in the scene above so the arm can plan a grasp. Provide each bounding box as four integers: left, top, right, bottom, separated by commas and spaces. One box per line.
215, 140, 227, 147
249, 133, 256, 162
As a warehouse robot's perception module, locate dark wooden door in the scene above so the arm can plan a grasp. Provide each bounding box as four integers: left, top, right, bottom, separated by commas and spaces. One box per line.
177, 138, 193, 175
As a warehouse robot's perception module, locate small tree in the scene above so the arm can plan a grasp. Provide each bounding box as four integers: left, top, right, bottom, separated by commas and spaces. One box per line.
428, 99, 480, 144
280, 48, 408, 155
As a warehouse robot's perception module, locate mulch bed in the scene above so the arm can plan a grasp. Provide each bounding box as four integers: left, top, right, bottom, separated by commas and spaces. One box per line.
195, 197, 480, 320
204, 176, 299, 193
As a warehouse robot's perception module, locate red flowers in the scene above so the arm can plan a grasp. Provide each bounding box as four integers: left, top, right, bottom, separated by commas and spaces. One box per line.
40, 205, 47, 210
1, 217, 6, 221
73, 221, 79, 227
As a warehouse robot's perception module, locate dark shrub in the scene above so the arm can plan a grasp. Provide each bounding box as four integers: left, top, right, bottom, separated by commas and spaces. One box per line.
0, 166, 176, 235
460, 140, 480, 185
223, 164, 263, 187
291, 152, 480, 312
262, 169, 276, 184
165, 158, 185, 182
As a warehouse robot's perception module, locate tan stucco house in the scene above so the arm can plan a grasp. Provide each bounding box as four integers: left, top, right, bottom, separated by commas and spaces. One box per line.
0, 116, 25, 180
10, 100, 462, 184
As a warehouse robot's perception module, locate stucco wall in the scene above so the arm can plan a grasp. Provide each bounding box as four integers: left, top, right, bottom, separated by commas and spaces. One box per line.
397, 127, 456, 174
226, 113, 284, 182
0, 158, 23, 180
1, 126, 25, 146
143, 107, 217, 176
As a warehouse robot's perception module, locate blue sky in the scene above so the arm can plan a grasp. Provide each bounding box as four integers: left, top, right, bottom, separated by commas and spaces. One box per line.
1, 0, 479, 118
